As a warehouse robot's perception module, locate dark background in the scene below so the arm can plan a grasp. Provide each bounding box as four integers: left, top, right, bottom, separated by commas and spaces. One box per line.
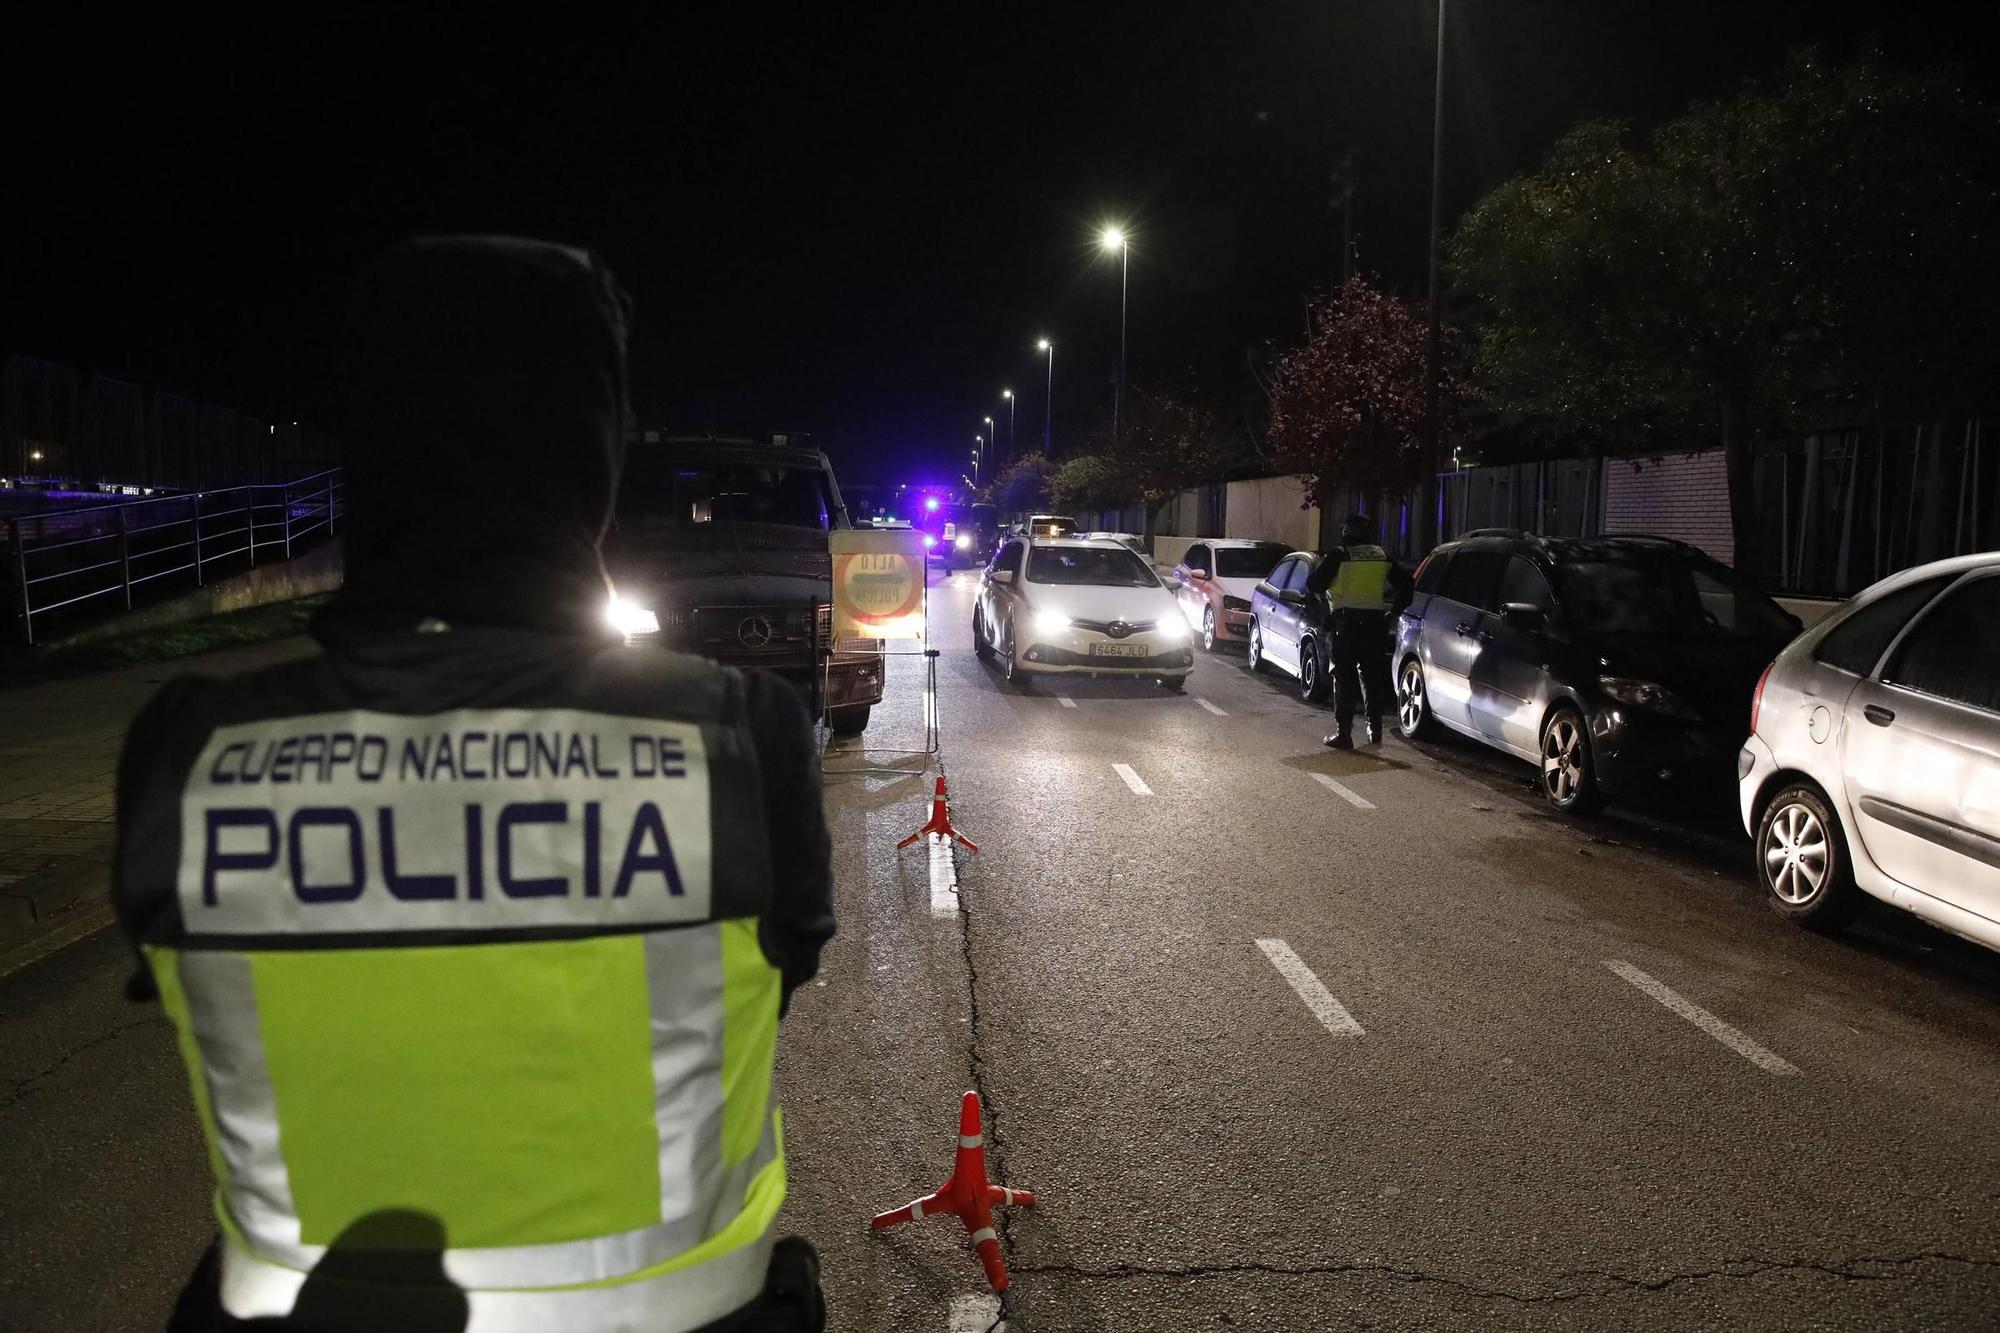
4, 2, 1987, 488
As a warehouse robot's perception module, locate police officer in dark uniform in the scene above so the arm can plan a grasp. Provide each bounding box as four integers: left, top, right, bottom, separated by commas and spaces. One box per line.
1305, 513, 1411, 750
121, 238, 833, 1332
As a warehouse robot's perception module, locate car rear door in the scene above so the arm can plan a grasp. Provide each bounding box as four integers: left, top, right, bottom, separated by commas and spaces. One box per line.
1840, 571, 2000, 928
1255, 557, 1300, 667
1470, 555, 1558, 759
1421, 547, 1506, 731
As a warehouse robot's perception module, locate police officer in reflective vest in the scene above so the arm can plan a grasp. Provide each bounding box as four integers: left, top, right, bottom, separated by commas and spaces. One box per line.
115, 237, 835, 1332
1305, 513, 1409, 750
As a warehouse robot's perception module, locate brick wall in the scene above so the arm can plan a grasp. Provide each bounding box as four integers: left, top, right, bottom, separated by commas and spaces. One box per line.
1600, 450, 1735, 562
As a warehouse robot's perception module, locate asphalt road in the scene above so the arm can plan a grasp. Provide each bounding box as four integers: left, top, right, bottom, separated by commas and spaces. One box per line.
4, 570, 1998, 1331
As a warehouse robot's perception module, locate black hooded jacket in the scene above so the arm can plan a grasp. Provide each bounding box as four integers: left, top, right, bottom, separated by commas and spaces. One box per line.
115, 237, 833, 1001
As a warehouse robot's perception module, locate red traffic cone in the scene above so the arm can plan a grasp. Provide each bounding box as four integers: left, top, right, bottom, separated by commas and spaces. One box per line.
870, 1091, 1034, 1291
897, 775, 978, 853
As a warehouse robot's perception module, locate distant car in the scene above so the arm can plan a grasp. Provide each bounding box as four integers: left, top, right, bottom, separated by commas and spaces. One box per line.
1013, 513, 1078, 538
972, 534, 1194, 689
920, 501, 1001, 569
1393, 532, 1799, 813
1738, 553, 2000, 953
1088, 531, 1148, 559
1174, 539, 1291, 652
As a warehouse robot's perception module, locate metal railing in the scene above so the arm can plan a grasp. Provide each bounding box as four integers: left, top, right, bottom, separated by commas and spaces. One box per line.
5, 468, 343, 645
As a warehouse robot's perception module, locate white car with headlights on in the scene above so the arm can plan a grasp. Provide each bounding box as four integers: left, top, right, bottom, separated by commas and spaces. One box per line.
972, 535, 1194, 690
1739, 552, 2000, 952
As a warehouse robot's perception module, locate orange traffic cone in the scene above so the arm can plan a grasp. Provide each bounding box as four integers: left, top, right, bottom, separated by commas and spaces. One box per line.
870, 1091, 1034, 1291
897, 775, 978, 853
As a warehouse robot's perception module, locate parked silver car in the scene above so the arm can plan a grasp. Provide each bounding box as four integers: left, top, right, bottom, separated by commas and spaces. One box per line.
1739, 552, 2000, 953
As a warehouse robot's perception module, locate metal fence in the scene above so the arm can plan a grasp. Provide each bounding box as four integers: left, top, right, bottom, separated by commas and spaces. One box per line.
6, 469, 343, 645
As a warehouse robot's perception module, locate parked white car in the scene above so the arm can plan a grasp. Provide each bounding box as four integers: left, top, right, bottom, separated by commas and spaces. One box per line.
1088, 531, 1149, 559
972, 535, 1194, 689
1739, 552, 2000, 953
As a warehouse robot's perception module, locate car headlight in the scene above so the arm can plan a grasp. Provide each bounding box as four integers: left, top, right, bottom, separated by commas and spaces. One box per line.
1598, 675, 1698, 720
955, 534, 971, 549
1153, 616, 1189, 642
1032, 609, 1072, 636
607, 595, 660, 637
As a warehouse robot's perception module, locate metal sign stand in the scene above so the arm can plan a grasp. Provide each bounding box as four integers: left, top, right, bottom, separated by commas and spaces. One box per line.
819, 566, 941, 777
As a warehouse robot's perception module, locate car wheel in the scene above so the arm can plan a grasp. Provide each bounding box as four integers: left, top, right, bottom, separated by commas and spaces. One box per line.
827, 704, 871, 735
1396, 657, 1434, 740
1247, 621, 1267, 673
1001, 621, 1026, 686
1757, 783, 1866, 932
1201, 607, 1218, 653
973, 605, 994, 661
1297, 635, 1328, 703
1160, 675, 1187, 693
1539, 706, 1603, 814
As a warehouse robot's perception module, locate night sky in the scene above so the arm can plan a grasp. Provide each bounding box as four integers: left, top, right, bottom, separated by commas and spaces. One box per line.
5, 2, 1987, 487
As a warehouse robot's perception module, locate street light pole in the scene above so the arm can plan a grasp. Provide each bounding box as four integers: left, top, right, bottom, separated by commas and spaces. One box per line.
982, 415, 995, 472
1001, 389, 1015, 459
1036, 339, 1054, 455
1100, 228, 1128, 449
973, 437, 983, 487
1425, 0, 1447, 546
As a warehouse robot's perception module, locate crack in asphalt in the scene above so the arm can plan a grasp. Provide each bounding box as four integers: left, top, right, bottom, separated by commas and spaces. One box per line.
1006, 1251, 2000, 1304
5, 1013, 165, 1109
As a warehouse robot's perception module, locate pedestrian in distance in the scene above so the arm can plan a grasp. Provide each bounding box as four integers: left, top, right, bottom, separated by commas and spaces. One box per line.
117, 236, 834, 1333
1308, 512, 1411, 750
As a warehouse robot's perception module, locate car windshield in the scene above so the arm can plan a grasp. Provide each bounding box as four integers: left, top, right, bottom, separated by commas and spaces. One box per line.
617, 459, 832, 535
1552, 552, 1795, 638
1215, 546, 1288, 579
1027, 546, 1159, 587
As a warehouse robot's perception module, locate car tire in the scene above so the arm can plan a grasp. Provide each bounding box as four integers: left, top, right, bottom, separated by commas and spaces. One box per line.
973, 605, 994, 662
1247, 620, 1268, 674
1539, 705, 1603, 815
1396, 656, 1435, 740
1756, 782, 1866, 933
827, 704, 871, 736
1160, 675, 1187, 693
1001, 621, 1026, 687
1297, 635, 1328, 703
1201, 607, 1218, 653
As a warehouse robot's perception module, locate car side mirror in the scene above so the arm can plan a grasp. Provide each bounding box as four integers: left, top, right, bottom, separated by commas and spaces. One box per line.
991, 570, 1015, 586
1500, 601, 1546, 631
1163, 575, 1185, 591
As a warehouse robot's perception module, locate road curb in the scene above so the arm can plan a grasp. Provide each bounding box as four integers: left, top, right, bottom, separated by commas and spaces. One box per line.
0, 843, 115, 955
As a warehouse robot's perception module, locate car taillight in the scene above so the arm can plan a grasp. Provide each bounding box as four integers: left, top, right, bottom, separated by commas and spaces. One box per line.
1750, 661, 1774, 733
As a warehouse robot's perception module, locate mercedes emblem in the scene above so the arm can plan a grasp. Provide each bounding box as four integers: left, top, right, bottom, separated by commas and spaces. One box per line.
737, 615, 774, 648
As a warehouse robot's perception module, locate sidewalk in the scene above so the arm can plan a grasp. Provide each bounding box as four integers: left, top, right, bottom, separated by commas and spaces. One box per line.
0, 637, 320, 953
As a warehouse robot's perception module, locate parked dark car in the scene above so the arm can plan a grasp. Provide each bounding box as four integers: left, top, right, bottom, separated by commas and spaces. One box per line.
1393, 531, 1802, 813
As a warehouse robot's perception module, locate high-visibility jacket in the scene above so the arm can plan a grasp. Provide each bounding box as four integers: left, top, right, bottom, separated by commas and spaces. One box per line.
115, 623, 809, 1332
1322, 544, 1393, 611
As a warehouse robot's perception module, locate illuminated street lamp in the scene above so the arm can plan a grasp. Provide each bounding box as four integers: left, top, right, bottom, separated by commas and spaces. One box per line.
1100, 226, 1129, 448
1036, 338, 1054, 454
973, 435, 984, 486
1001, 388, 1016, 457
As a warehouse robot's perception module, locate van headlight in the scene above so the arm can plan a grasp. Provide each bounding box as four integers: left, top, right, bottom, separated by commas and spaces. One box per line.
955, 534, 972, 550
1598, 675, 1697, 720
607, 595, 660, 637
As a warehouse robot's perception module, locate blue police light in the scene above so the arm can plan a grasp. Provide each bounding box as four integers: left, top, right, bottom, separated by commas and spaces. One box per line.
925, 497, 940, 512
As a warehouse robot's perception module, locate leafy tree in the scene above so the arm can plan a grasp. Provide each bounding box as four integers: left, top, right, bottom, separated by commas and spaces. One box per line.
1076, 388, 1241, 541
990, 454, 1055, 515
1450, 45, 2000, 574
1052, 453, 1140, 514
1266, 274, 1459, 511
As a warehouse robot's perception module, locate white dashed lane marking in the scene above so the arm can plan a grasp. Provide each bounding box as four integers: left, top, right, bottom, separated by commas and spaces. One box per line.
1112, 763, 1154, 796
1257, 938, 1365, 1036
1195, 697, 1228, 716
1057, 695, 1078, 709
1606, 960, 1800, 1076
927, 834, 959, 918
949, 1293, 1004, 1332
1311, 772, 1376, 810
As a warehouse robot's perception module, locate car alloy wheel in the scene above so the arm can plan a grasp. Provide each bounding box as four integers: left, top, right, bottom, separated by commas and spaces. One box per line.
1539, 707, 1600, 813
1202, 606, 1217, 652
1397, 658, 1431, 739
1248, 621, 1267, 673
973, 606, 994, 661
1297, 636, 1327, 703
1002, 621, 1024, 685
1764, 801, 1828, 904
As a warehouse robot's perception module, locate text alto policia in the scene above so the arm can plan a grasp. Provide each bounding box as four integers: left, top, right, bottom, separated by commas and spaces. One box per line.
178, 710, 719, 932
